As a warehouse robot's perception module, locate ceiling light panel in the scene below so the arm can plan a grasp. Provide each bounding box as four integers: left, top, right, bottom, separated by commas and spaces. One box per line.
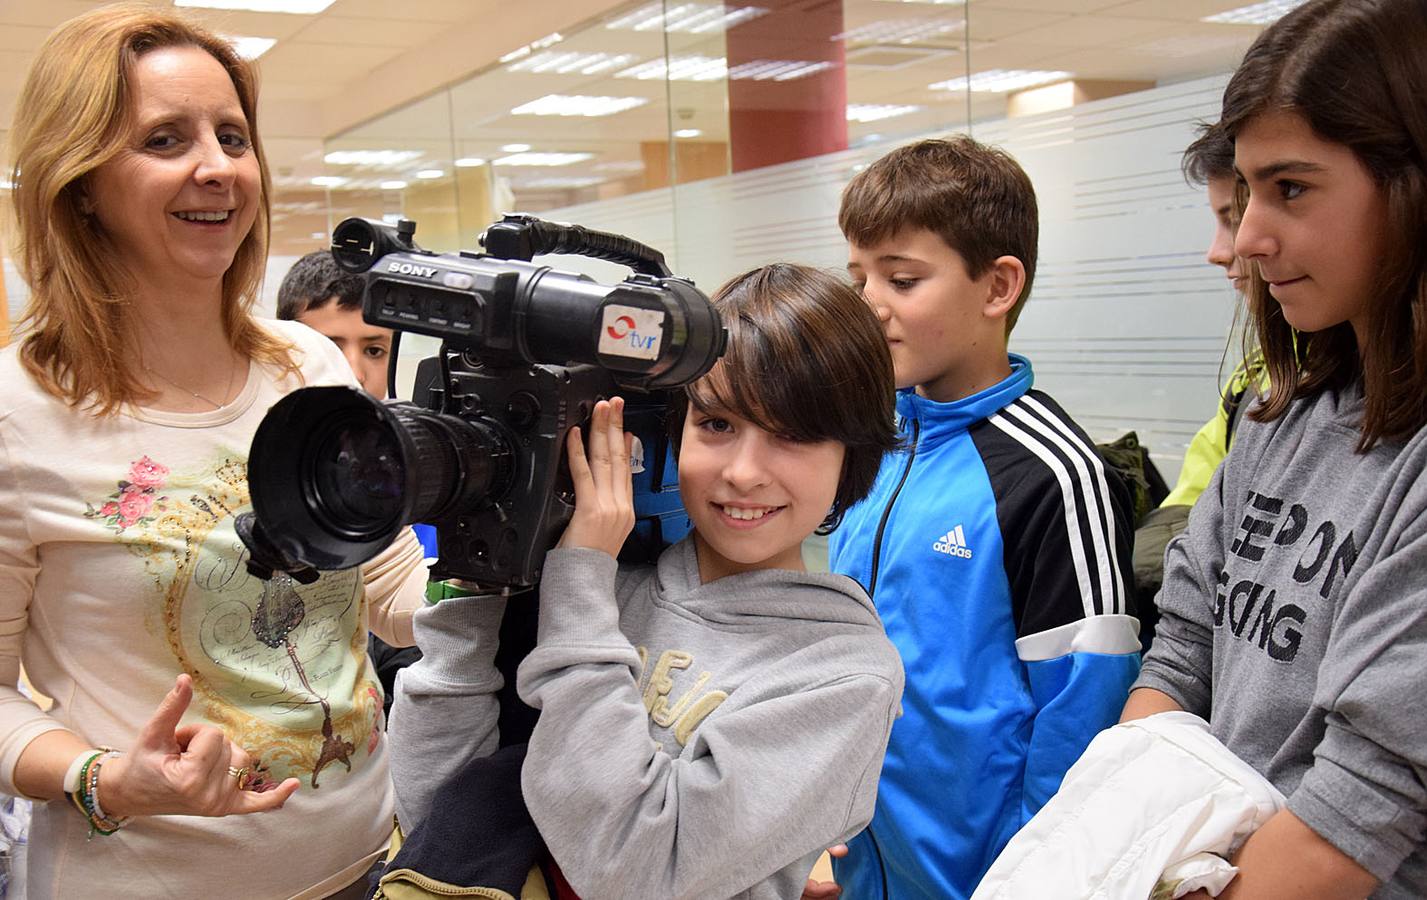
593, 160, 646, 173
322, 149, 424, 166
499, 31, 566, 64
930, 69, 1071, 93
1202, 0, 1308, 25
838, 18, 965, 45
507, 51, 641, 76
847, 103, 922, 122
226, 36, 277, 59
605, 3, 769, 34
618, 55, 833, 83
176, 0, 335, 12
518, 176, 606, 189
493, 152, 596, 167
729, 60, 836, 81
511, 95, 651, 117
618, 55, 728, 82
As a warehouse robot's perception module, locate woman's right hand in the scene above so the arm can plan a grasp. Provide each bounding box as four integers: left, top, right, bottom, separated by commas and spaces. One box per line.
99, 674, 299, 818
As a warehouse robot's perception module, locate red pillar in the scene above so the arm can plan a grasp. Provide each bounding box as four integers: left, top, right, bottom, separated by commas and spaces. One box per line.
725, 0, 847, 173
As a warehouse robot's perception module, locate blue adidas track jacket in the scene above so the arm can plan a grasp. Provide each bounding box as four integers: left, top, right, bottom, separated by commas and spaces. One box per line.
829, 355, 1142, 900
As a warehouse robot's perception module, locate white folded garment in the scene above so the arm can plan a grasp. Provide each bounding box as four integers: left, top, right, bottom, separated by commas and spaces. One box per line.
972, 710, 1285, 900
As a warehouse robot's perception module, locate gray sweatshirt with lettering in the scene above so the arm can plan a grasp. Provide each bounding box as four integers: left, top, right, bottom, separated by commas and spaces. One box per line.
389, 538, 904, 900
1136, 383, 1427, 897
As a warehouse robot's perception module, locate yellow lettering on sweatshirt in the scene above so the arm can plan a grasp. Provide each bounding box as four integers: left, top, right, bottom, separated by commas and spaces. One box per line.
642, 650, 692, 713
635, 646, 729, 747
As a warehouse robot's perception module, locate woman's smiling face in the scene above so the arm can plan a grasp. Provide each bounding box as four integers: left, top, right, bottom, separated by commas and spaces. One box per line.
86, 45, 260, 290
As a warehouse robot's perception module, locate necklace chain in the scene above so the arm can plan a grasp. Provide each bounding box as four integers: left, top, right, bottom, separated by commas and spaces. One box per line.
145, 363, 237, 410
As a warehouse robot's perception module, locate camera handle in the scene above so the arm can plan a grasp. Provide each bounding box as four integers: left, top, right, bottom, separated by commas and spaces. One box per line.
479, 214, 674, 278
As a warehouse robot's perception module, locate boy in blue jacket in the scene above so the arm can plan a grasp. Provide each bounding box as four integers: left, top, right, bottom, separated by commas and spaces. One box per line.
828, 136, 1142, 899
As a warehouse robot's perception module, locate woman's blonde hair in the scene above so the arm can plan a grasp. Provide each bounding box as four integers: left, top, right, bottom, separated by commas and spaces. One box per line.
7, 2, 296, 414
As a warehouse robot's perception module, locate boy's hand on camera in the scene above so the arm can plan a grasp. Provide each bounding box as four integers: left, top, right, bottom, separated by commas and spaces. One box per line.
558, 397, 635, 558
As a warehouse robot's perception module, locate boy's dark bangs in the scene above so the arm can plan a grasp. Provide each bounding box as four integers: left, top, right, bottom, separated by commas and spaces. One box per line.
685, 314, 830, 443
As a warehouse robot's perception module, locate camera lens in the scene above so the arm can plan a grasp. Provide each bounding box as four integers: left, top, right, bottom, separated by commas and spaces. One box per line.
246, 386, 515, 572
311, 420, 406, 535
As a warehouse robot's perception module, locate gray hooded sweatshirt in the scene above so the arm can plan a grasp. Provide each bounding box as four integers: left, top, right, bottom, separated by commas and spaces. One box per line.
1136, 384, 1427, 897
389, 537, 904, 900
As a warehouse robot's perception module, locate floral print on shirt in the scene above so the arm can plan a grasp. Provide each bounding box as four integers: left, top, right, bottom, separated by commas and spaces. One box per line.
80, 452, 380, 789
83, 455, 170, 533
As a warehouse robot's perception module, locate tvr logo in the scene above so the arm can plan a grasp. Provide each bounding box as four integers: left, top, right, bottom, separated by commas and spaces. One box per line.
606, 314, 657, 351
933, 525, 973, 559
599, 305, 665, 360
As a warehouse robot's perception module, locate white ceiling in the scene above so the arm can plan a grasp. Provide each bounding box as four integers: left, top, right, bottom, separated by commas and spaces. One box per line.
0, 0, 1275, 250
0, 0, 630, 172
319, 0, 1267, 200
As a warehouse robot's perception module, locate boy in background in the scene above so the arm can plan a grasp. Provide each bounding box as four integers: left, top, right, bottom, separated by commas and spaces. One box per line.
277, 249, 393, 397
1132, 123, 1266, 616
828, 137, 1142, 899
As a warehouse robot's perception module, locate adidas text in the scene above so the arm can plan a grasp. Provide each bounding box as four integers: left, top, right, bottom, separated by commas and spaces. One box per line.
932, 525, 973, 559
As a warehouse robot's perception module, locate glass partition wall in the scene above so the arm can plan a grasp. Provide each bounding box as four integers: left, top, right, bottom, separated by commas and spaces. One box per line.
0, 0, 1281, 474
270, 0, 1280, 476
299, 0, 986, 260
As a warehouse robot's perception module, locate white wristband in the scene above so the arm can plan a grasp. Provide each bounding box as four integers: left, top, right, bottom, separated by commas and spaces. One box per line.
62, 750, 98, 795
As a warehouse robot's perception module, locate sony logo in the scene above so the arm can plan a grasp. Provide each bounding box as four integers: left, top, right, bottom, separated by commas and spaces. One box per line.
386, 261, 439, 278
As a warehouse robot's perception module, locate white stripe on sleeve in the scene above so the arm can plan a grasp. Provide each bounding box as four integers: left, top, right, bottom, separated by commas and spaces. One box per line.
989, 411, 1098, 618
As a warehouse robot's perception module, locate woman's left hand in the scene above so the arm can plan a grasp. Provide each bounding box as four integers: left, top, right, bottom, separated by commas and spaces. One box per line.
556, 397, 635, 558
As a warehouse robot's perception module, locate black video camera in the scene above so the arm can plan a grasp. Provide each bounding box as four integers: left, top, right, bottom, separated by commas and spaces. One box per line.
236, 214, 725, 589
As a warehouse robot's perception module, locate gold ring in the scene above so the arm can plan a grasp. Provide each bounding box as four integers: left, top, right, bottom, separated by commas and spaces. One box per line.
227, 765, 251, 790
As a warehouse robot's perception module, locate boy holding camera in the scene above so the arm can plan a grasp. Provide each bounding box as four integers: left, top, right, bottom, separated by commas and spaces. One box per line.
386, 263, 906, 899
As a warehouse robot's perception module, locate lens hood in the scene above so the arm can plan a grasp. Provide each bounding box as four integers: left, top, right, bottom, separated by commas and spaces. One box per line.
249, 386, 414, 570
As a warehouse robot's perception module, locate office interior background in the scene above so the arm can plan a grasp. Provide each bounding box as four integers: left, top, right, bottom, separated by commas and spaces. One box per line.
0, 0, 1296, 481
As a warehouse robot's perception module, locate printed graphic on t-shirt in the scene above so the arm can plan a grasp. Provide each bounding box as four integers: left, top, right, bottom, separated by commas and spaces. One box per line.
82, 455, 171, 533
1216, 489, 1359, 663
636, 646, 728, 751
86, 454, 381, 788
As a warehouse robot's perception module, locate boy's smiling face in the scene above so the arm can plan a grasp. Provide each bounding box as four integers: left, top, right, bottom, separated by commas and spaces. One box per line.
677, 396, 844, 584
848, 227, 1012, 403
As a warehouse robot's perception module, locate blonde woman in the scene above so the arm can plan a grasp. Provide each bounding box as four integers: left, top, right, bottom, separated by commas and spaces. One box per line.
0, 5, 425, 896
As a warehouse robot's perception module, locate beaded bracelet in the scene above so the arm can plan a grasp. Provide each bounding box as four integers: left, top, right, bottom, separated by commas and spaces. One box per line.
64, 749, 129, 837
